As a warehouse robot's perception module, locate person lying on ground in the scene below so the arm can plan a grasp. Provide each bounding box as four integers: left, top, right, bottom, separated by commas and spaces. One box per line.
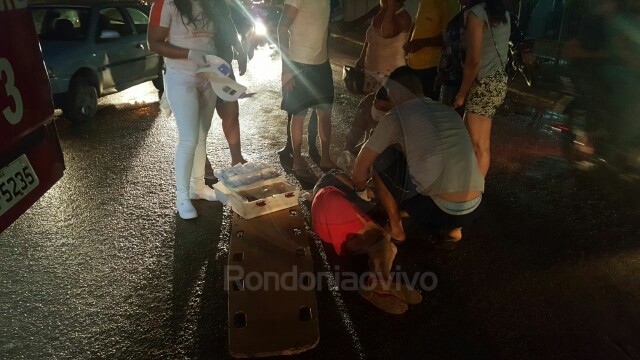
311, 170, 422, 314
344, 87, 394, 156
351, 66, 485, 243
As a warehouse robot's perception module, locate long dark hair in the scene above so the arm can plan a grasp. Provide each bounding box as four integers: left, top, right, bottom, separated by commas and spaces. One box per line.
173, 0, 218, 28
484, 0, 508, 26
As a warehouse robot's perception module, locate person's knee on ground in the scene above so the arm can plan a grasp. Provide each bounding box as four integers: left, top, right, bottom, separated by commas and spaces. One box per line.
441, 227, 462, 242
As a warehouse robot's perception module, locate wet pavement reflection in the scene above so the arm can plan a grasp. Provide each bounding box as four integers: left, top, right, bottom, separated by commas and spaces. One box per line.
1, 46, 640, 359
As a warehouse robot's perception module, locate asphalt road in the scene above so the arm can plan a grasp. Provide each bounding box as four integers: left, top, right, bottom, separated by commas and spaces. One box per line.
1, 44, 640, 360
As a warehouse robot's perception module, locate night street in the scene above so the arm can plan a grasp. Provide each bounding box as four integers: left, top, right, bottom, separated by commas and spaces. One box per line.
1, 42, 639, 360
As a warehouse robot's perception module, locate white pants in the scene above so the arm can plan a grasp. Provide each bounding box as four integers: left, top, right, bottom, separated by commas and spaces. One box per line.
165, 69, 217, 198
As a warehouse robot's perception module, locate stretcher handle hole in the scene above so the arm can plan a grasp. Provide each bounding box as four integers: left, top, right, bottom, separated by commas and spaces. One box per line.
233, 252, 244, 262
300, 274, 311, 287
293, 228, 302, 236
231, 279, 245, 292
256, 200, 267, 207
299, 307, 313, 322
233, 312, 247, 328
285, 192, 295, 198
296, 247, 306, 257
236, 230, 245, 238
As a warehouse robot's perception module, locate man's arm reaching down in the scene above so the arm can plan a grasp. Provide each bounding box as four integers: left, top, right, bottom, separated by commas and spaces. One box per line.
352, 146, 379, 192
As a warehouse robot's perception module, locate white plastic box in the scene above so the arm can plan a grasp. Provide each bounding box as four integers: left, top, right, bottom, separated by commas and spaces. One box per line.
214, 180, 300, 219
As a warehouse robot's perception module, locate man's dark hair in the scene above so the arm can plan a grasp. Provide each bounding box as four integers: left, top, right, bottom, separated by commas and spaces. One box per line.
387, 66, 423, 95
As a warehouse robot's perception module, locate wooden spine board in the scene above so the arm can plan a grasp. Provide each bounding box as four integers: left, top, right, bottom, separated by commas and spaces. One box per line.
228, 206, 320, 358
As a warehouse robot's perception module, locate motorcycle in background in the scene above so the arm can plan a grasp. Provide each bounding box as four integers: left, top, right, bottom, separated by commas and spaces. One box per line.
507, 15, 535, 87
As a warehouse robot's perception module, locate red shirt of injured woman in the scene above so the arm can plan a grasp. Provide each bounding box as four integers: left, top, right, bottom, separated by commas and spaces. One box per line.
311, 171, 396, 275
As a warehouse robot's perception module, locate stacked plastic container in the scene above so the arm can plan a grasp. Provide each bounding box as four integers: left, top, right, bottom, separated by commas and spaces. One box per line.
213, 163, 300, 219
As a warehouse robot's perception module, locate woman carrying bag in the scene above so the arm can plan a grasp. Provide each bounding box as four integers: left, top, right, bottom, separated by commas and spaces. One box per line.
453, 0, 510, 177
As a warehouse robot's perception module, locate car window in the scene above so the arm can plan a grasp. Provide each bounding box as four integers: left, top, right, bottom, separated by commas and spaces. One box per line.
31, 7, 90, 41
126, 7, 149, 34
98, 7, 133, 38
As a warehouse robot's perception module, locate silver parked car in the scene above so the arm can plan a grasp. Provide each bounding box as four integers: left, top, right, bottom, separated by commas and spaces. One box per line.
30, 0, 163, 124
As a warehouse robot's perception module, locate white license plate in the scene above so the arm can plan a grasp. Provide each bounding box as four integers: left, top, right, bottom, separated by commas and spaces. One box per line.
0, 154, 40, 216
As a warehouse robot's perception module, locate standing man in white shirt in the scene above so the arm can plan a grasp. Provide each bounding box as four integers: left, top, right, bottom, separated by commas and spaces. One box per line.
278, 0, 338, 180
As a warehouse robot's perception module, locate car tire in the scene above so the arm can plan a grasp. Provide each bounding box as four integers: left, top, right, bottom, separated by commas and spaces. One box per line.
63, 78, 97, 125
152, 61, 164, 92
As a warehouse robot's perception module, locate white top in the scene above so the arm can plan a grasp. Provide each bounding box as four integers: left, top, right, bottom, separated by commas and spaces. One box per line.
365, 98, 485, 196
364, 26, 409, 75
284, 0, 330, 65
150, 0, 216, 72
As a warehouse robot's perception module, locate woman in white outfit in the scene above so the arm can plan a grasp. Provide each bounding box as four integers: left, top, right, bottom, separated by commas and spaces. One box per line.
148, 0, 220, 219
355, 0, 412, 94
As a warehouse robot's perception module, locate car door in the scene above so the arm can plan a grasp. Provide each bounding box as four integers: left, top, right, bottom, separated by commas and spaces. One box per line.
123, 5, 160, 81
95, 6, 139, 91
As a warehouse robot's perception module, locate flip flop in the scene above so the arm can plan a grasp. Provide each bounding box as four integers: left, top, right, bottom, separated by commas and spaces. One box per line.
292, 167, 318, 184
371, 281, 422, 305
358, 288, 408, 315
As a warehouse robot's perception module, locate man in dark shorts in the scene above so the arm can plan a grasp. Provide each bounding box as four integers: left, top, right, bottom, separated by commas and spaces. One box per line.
278, 0, 337, 180
352, 66, 485, 243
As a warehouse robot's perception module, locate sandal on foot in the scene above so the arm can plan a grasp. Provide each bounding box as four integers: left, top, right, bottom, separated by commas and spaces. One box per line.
371, 280, 422, 305
358, 288, 408, 314
292, 167, 318, 184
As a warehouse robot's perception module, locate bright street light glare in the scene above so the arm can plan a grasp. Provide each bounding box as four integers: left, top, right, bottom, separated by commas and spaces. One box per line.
254, 21, 267, 36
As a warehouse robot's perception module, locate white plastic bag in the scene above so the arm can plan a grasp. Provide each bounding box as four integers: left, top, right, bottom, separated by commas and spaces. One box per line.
159, 91, 172, 117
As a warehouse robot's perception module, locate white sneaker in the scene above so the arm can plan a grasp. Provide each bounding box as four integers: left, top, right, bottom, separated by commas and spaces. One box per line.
189, 185, 218, 201
177, 198, 198, 219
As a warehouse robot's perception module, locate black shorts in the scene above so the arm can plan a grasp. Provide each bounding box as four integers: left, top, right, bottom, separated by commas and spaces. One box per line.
281, 60, 334, 115
374, 147, 480, 233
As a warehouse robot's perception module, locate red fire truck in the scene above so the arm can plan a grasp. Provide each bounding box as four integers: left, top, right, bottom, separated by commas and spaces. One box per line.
0, 0, 65, 233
